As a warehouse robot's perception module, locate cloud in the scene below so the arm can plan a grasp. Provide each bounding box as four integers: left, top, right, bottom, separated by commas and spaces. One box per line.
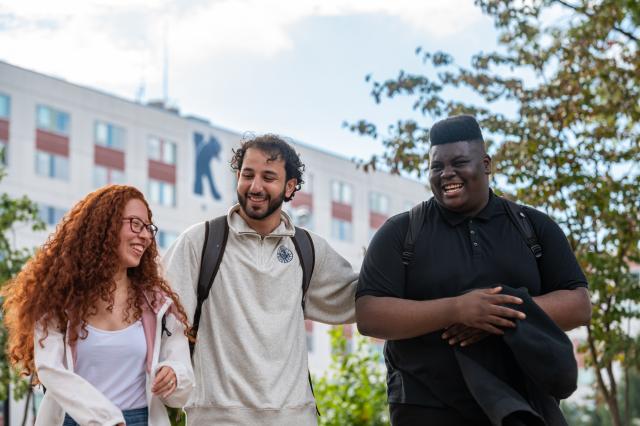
169, 0, 483, 61
316, 0, 483, 36
0, 0, 484, 97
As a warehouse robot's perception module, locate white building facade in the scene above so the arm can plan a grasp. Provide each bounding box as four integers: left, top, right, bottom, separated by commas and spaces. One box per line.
0, 61, 429, 424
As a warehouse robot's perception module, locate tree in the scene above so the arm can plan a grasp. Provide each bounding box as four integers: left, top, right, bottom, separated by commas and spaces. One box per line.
561, 368, 640, 425
313, 326, 389, 426
346, 1, 640, 425
0, 164, 45, 413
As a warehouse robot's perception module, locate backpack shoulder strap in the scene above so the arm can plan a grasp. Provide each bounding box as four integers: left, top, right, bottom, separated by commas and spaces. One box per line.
292, 226, 315, 311
190, 215, 228, 356
291, 226, 319, 415
502, 198, 543, 259
402, 202, 427, 266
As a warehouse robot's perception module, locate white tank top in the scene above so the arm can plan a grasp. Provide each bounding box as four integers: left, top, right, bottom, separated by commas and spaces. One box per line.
75, 320, 147, 410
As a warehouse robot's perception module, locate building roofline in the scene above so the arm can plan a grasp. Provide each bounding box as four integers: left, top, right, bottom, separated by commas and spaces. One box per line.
0, 59, 425, 185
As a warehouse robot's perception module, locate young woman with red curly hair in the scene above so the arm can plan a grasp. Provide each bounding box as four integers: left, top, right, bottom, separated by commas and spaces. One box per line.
2, 185, 194, 426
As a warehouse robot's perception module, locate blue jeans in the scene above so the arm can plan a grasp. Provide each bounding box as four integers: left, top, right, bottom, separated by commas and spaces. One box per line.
63, 406, 148, 426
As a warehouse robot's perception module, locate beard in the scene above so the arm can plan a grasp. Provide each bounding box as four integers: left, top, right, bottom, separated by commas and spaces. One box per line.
237, 187, 286, 220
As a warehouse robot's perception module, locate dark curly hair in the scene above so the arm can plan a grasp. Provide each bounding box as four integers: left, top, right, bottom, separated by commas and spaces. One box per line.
230, 134, 305, 201
1, 185, 191, 378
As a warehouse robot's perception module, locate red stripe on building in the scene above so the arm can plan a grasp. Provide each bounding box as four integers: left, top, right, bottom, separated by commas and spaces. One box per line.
36, 130, 69, 157
291, 191, 313, 209
94, 145, 125, 170
331, 202, 352, 222
369, 212, 388, 229
0, 119, 9, 141
572, 338, 585, 368
148, 160, 176, 183
343, 324, 353, 338
305, 320, 314, 333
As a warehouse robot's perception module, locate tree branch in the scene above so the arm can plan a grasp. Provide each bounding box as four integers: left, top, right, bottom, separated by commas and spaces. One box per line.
553, 0, 639, 43
587, 326, 610, 402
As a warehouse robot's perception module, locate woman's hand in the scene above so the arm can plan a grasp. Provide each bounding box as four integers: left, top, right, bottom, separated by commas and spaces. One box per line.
151, 366, 177, 399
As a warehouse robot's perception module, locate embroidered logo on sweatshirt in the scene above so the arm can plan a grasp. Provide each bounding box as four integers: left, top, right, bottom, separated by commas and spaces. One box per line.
277, 245, 294, 263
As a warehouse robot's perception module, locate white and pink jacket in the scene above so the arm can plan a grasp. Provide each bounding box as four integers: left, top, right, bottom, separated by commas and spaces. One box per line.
34, 293, 195, 426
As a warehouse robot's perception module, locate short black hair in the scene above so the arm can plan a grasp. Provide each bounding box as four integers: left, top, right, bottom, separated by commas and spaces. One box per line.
430, 115, 484, 146
230, 134, 305, 202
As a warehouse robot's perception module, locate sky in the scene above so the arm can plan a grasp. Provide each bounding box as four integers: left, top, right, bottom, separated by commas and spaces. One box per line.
0, 0, 499, 161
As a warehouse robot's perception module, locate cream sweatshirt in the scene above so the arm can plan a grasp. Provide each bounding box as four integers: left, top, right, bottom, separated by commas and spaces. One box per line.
162, 205, 357, 425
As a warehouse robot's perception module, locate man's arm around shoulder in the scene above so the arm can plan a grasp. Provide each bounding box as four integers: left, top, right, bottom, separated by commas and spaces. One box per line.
302, 231, 358, 324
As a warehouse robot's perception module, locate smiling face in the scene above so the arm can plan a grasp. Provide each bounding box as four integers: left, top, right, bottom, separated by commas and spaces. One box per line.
117, 198, 153, 270
428, 140, 491, 216
236, 147, 297, 223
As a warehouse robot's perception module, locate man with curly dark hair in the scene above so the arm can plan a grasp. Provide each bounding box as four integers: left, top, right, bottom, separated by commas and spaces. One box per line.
230, 134, 305, 223
164, 134, 357, 425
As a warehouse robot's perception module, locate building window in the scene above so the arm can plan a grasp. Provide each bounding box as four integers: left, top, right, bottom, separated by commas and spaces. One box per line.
288, 206, 313, 230
287, 191, 314, 230
331, 218, 353, 242
344, 324, 354, 354
331, 181, 353, 241
149, 179, 176, 207
0, 93, 9, 166
404, 200, 417, 211
95, 121, 126, 150
93, 165, 125, 187
305, 320, 314, 353
148, 136, 176, 165
371, 338, 385, 362
331, 181, 352, 204
0, 93, 10, 119
331, 325, 354, 355
35, 150, 69, 180
156, 230, 178, 250
38, 204, 66, 226
369, 192, 390, 240
369, 192, 390, 215
36, 105, 70, 135
148, 136, 176, 207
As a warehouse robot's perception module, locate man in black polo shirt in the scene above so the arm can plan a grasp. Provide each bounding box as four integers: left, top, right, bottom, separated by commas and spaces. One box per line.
356, 115, 591, 425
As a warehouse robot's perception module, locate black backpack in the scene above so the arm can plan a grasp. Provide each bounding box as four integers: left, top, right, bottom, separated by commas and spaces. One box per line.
401, 197, 542, 267
190, 215, 315, 354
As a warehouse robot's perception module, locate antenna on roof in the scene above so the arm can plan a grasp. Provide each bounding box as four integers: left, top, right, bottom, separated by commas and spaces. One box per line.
135, 77, 146, 103
162, 20, 169, 105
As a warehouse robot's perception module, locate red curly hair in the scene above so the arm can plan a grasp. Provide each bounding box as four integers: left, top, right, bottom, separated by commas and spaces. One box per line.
2, 185, 190, 377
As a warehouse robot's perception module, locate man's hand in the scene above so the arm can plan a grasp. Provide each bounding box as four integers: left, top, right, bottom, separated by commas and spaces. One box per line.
453, 286, 526, 335
442, 324, 489, 347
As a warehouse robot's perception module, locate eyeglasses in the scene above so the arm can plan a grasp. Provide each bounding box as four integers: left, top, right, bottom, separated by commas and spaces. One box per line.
123, 217, 158, 237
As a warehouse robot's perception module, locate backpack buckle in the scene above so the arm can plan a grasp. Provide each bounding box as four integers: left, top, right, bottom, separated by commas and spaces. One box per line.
531, 243, 543, 259
401, 251, 415, 266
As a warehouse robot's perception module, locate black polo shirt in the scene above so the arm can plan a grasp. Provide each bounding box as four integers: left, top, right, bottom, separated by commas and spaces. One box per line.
356, 191, 587, 421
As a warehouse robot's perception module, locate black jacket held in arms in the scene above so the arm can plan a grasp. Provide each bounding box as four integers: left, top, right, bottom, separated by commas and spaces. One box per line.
454, 286, 578, 426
